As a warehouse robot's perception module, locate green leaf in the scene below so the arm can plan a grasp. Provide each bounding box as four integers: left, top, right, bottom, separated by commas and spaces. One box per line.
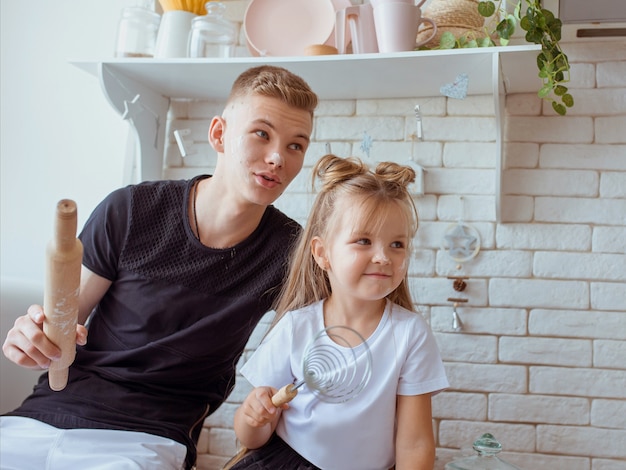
506, 14, 517, 35
542, 47, 554, 64
497, 19, 512, 39
478, 37, 494, 47
554, 85, 568, 96
478, 1, 496, 17
541, 9, 555, 23
563, 94, 574, 107
439, 32, 457, 49
549, 19, 562, 41
556, 55, 568, 70
552, 102, 567, 115
537, 52, 550, 70
525, 7, 537, 24
465, 39, 478, 48
526, 29, 543, 43
520, 15, 531, 31
538, 85, 552, 98
537, 14, 547, 29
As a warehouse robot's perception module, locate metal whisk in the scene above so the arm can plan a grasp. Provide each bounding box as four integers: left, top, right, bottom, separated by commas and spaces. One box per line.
222, 325, 373, 470
272, 325, 373, 406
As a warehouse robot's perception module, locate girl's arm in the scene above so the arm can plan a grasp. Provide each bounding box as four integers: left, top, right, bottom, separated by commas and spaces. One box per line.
394, 393, 436, 470
233, 386, 286, 450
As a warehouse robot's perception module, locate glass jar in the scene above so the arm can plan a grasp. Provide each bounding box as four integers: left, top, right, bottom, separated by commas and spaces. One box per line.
188, 2, 238, 58
445, 433, 523, 470
115, 5, 161, 58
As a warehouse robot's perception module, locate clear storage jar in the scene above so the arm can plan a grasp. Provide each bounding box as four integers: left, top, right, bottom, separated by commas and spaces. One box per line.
188, 2, 238, 58
115, 6, 161, 58
445, 433, 523, 470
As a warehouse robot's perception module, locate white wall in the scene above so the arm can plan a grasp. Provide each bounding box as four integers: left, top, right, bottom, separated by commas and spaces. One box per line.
162, 34, 626, 468
2, 1, 625, 468
0, 0, 130, 283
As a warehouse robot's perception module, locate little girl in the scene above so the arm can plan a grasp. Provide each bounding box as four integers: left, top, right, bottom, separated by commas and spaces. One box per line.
228, 154, 448, 470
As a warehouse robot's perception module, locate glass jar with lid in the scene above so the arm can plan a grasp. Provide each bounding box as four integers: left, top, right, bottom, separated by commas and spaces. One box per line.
115, 4, 161, 58
188, 2, 238, 58
445, 433, 523, 470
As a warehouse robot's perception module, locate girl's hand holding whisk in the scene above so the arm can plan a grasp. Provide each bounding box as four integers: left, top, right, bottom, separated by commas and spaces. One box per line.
234, 386, 288, 450
242, 386, 288, 427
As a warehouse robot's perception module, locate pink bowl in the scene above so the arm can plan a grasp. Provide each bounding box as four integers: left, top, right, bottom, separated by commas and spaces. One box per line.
244, 0, 348, 57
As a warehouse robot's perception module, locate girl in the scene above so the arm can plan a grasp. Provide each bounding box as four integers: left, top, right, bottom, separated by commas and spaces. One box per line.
229, 154, 448, 470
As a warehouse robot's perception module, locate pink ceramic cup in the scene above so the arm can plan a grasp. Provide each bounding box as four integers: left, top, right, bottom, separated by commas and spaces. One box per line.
370, 0, 413, 6
373, 2, 437, 52
370, 0, 429, 7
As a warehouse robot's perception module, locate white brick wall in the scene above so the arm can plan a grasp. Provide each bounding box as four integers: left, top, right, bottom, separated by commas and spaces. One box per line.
161, 8, 626, 468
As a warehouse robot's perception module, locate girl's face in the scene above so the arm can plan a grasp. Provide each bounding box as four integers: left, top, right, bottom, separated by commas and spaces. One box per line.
315, 197, 411, 303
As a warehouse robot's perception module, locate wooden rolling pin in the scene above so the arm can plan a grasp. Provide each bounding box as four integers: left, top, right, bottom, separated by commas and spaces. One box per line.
43, 199, 83, 391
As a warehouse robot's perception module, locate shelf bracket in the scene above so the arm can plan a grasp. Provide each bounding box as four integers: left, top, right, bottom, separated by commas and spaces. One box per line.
493, 51, 505, 223
98, 63, 170, 182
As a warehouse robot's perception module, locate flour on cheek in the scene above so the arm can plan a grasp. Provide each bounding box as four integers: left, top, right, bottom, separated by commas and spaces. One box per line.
231, 135, 247, 167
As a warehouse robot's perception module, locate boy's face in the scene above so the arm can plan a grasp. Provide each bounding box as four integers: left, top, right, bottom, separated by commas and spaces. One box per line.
211, 94, 313, 207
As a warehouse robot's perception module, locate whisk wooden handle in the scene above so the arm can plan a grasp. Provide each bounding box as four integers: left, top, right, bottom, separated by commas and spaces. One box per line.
43, 199, 83, 392
272, 383, 299, 406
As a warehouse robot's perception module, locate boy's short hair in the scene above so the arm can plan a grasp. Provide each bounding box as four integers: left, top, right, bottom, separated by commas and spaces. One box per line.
227, 65, 318, 116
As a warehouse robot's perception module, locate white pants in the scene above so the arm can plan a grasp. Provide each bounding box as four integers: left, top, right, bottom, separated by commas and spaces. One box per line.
0, 416, 187, 470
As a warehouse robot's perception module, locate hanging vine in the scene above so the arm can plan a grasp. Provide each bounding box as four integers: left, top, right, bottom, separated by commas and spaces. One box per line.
431, 0, 574, 115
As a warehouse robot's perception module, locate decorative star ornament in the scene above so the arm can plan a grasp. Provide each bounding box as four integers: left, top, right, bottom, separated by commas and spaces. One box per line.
440, 73, 469, 100
441, 221, 481, 263
360, 131, 373, 160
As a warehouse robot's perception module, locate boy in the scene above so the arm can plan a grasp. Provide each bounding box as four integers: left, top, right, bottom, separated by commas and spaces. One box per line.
1, 65, 318, 470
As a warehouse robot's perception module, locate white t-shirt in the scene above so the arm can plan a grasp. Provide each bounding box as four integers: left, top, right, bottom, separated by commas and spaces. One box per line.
240, 299, 449, 470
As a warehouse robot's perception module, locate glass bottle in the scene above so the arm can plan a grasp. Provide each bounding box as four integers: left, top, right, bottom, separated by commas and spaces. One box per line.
188, 2, 238, 58
445, 433, 523, 470
115, 5, 161, 58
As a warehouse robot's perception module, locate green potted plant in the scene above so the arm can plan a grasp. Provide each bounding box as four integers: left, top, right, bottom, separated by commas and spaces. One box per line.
422, 0, 574, 115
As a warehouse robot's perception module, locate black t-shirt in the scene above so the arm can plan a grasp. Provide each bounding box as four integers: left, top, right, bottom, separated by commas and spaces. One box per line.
8, 176, 301, 468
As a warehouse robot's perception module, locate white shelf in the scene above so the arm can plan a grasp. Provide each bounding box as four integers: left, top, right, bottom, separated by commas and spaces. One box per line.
72, 44, 542, 221
73, 45, 541, 100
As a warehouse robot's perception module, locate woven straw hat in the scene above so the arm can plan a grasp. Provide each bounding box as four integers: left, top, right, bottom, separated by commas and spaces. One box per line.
417, 0, 490, 48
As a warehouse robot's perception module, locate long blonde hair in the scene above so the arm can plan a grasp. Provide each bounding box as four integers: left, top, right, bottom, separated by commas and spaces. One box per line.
272, 154, 419, 325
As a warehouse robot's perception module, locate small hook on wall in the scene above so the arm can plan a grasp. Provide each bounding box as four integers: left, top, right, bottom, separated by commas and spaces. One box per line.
173, 129, 195, 158
452, 304, 462, 332
447, 297, 467, 332
414, 104, 423, 141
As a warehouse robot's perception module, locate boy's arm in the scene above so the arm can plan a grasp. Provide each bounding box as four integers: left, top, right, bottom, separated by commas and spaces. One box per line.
77, 265, 112, 324
2, 266, 110, 370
